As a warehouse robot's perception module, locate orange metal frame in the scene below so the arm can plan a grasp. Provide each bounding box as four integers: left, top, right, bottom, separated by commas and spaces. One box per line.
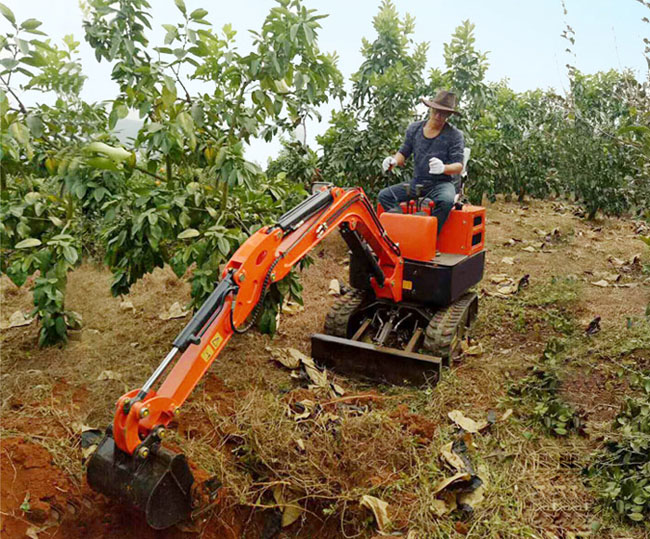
112, 187, 404, 454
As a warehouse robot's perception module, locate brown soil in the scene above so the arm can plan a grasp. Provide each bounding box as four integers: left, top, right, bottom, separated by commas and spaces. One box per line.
1, 199, 649, 538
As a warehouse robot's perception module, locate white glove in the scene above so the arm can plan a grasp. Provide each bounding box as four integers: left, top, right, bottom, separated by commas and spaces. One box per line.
428, 157, 445, 175
382, 156, 397, 173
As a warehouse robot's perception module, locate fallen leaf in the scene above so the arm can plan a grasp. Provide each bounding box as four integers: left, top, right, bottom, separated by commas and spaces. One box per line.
295, 439, 305, 452
455, 521, 470, 535
119, 300, 135, 312
490, 274, 510, 284
448, 410, 488, 433
65, 311, 83, 330
534, 228, 548, 237
360, 495, 390, 532
518, 274, 530, 290
497, 282, 519, 295
159, 301, 189, 320
430, 497, 454, 517
458, 484, 485, 510
501, 256, 514, 265
97, 370, 122, 381
0, 311, 34, 329
522, 246, 536, 253
330, 382, 345, 397
461, 340, 483, 356
281, 299, 304, 315
591, 280, 609, 288
290, 399, 316, 420
301, 356, 328, 388
607, 255, 625, 267
272, 486, 303, 527
26, 526, 41, 539
585, 316, 601, 335
500, 409, 513, 421
440, 442, 467, 472
270, 347, 303, 369
328, 279, 341, 296
432, 472, 472, 496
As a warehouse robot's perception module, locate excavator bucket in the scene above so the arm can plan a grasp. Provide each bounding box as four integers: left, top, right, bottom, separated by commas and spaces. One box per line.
86, 432, 194, 530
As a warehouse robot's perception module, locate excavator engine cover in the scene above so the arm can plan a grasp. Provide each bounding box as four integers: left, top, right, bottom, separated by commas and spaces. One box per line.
87, 432, 194, 530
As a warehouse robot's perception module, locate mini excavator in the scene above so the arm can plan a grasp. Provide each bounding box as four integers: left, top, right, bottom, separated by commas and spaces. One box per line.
87, 184, 486, 529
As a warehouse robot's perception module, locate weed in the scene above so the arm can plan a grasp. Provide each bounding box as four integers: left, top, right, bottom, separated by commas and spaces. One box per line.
508, 339, 585, 436
587, 371, 650, 524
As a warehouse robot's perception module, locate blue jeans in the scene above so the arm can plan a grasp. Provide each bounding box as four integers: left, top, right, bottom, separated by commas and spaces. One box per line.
378, 181, 456, 233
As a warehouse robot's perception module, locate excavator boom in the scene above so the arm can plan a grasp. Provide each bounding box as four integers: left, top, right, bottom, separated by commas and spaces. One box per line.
87, 186, 404, 528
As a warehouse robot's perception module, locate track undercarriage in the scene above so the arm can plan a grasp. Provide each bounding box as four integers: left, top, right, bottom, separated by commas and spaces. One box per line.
311, 289, 479, 385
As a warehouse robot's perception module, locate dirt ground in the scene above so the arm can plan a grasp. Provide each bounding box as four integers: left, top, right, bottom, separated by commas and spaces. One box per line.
1, 198, 649, 538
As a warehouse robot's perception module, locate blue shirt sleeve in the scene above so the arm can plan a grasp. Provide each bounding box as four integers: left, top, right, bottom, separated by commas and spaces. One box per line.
398, 122, 417, 159
447, 128, 465, 165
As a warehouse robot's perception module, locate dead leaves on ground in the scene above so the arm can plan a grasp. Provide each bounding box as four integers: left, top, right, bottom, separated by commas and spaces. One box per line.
269, 346, 344, 398
0, 310, 34, 329
431, 408, 512, 518
483, 274, 529, 298
360, 495, 391, 533
159, 301, 189, 320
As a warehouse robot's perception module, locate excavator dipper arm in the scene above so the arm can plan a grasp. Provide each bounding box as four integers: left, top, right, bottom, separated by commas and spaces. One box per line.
87, 186, 403, 528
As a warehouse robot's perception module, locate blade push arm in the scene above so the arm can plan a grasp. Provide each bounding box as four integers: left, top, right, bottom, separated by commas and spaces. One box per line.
112, 186, 403, 455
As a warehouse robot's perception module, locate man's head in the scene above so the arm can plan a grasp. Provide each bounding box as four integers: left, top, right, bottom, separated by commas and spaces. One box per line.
421, 90, 460, 128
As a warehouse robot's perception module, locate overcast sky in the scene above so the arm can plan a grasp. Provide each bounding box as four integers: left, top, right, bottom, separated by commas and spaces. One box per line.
5, 0, 648, 164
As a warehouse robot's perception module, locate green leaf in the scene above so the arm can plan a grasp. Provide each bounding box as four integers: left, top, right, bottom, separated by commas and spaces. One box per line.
0, 2, 15, 25
62, 245, 78, 265
147, 122, 164, 133
190, 8, 208, 20
628, 513, 644, 522
25, 114, 44, 138
15, 238, 42, 249
20, 18, 42, 31
9, 122, 30, 145
19, 493, 30, 512
174, 0, 186, 15
55, 315, 66, 338
217, 236, 229, 256
178, 228, 200, 239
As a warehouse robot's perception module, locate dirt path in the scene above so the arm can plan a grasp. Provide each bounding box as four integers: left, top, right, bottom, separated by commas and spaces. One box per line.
1, 199, 648, 538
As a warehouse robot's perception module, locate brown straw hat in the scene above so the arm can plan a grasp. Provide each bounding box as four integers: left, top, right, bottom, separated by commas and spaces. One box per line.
421, 90, 462, 116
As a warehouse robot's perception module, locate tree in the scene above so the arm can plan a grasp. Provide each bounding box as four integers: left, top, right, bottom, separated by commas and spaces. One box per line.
318, 0, 428, 194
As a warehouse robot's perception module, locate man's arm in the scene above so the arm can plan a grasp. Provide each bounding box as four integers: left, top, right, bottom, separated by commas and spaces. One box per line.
393, 151, 407, 167
443, 162, 462, 175
444, 128, 465, 175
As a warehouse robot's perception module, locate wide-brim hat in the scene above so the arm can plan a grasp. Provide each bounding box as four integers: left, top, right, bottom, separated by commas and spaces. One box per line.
421, 90, 462, 116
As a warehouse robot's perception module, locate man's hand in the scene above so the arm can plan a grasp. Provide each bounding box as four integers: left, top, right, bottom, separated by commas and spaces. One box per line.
382, 156, 397, 173
428, 157, 445, 175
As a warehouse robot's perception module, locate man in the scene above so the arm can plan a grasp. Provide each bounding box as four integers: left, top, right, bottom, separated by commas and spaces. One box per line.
379, 90, 464, 234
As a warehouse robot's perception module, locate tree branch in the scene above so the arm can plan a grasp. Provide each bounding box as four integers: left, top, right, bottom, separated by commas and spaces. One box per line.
0, 75, 27, 114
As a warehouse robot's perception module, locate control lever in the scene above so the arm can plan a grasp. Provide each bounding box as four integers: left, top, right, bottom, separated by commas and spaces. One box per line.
415, 184, 423, 212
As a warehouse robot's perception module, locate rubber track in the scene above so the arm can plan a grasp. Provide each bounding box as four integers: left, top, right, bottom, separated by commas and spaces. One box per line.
423, 292, 478, 362
324, 289, 366, 338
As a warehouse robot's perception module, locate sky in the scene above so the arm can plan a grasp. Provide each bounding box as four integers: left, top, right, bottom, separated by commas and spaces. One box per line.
4, 0, 648, 164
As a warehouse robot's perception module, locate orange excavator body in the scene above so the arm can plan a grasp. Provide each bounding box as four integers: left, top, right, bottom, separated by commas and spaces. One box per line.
87, 185, 485, 529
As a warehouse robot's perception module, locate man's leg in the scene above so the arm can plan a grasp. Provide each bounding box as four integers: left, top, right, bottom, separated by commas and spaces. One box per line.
426, 181, 456, 233
378, 183, 410, 212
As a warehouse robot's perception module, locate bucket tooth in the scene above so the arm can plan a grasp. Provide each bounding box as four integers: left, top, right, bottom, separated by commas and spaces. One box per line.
87, 433, 194, 530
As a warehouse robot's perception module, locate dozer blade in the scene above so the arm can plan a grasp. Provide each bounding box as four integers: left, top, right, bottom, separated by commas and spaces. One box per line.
87, 432, 194, 530
311, 333, 441, 385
